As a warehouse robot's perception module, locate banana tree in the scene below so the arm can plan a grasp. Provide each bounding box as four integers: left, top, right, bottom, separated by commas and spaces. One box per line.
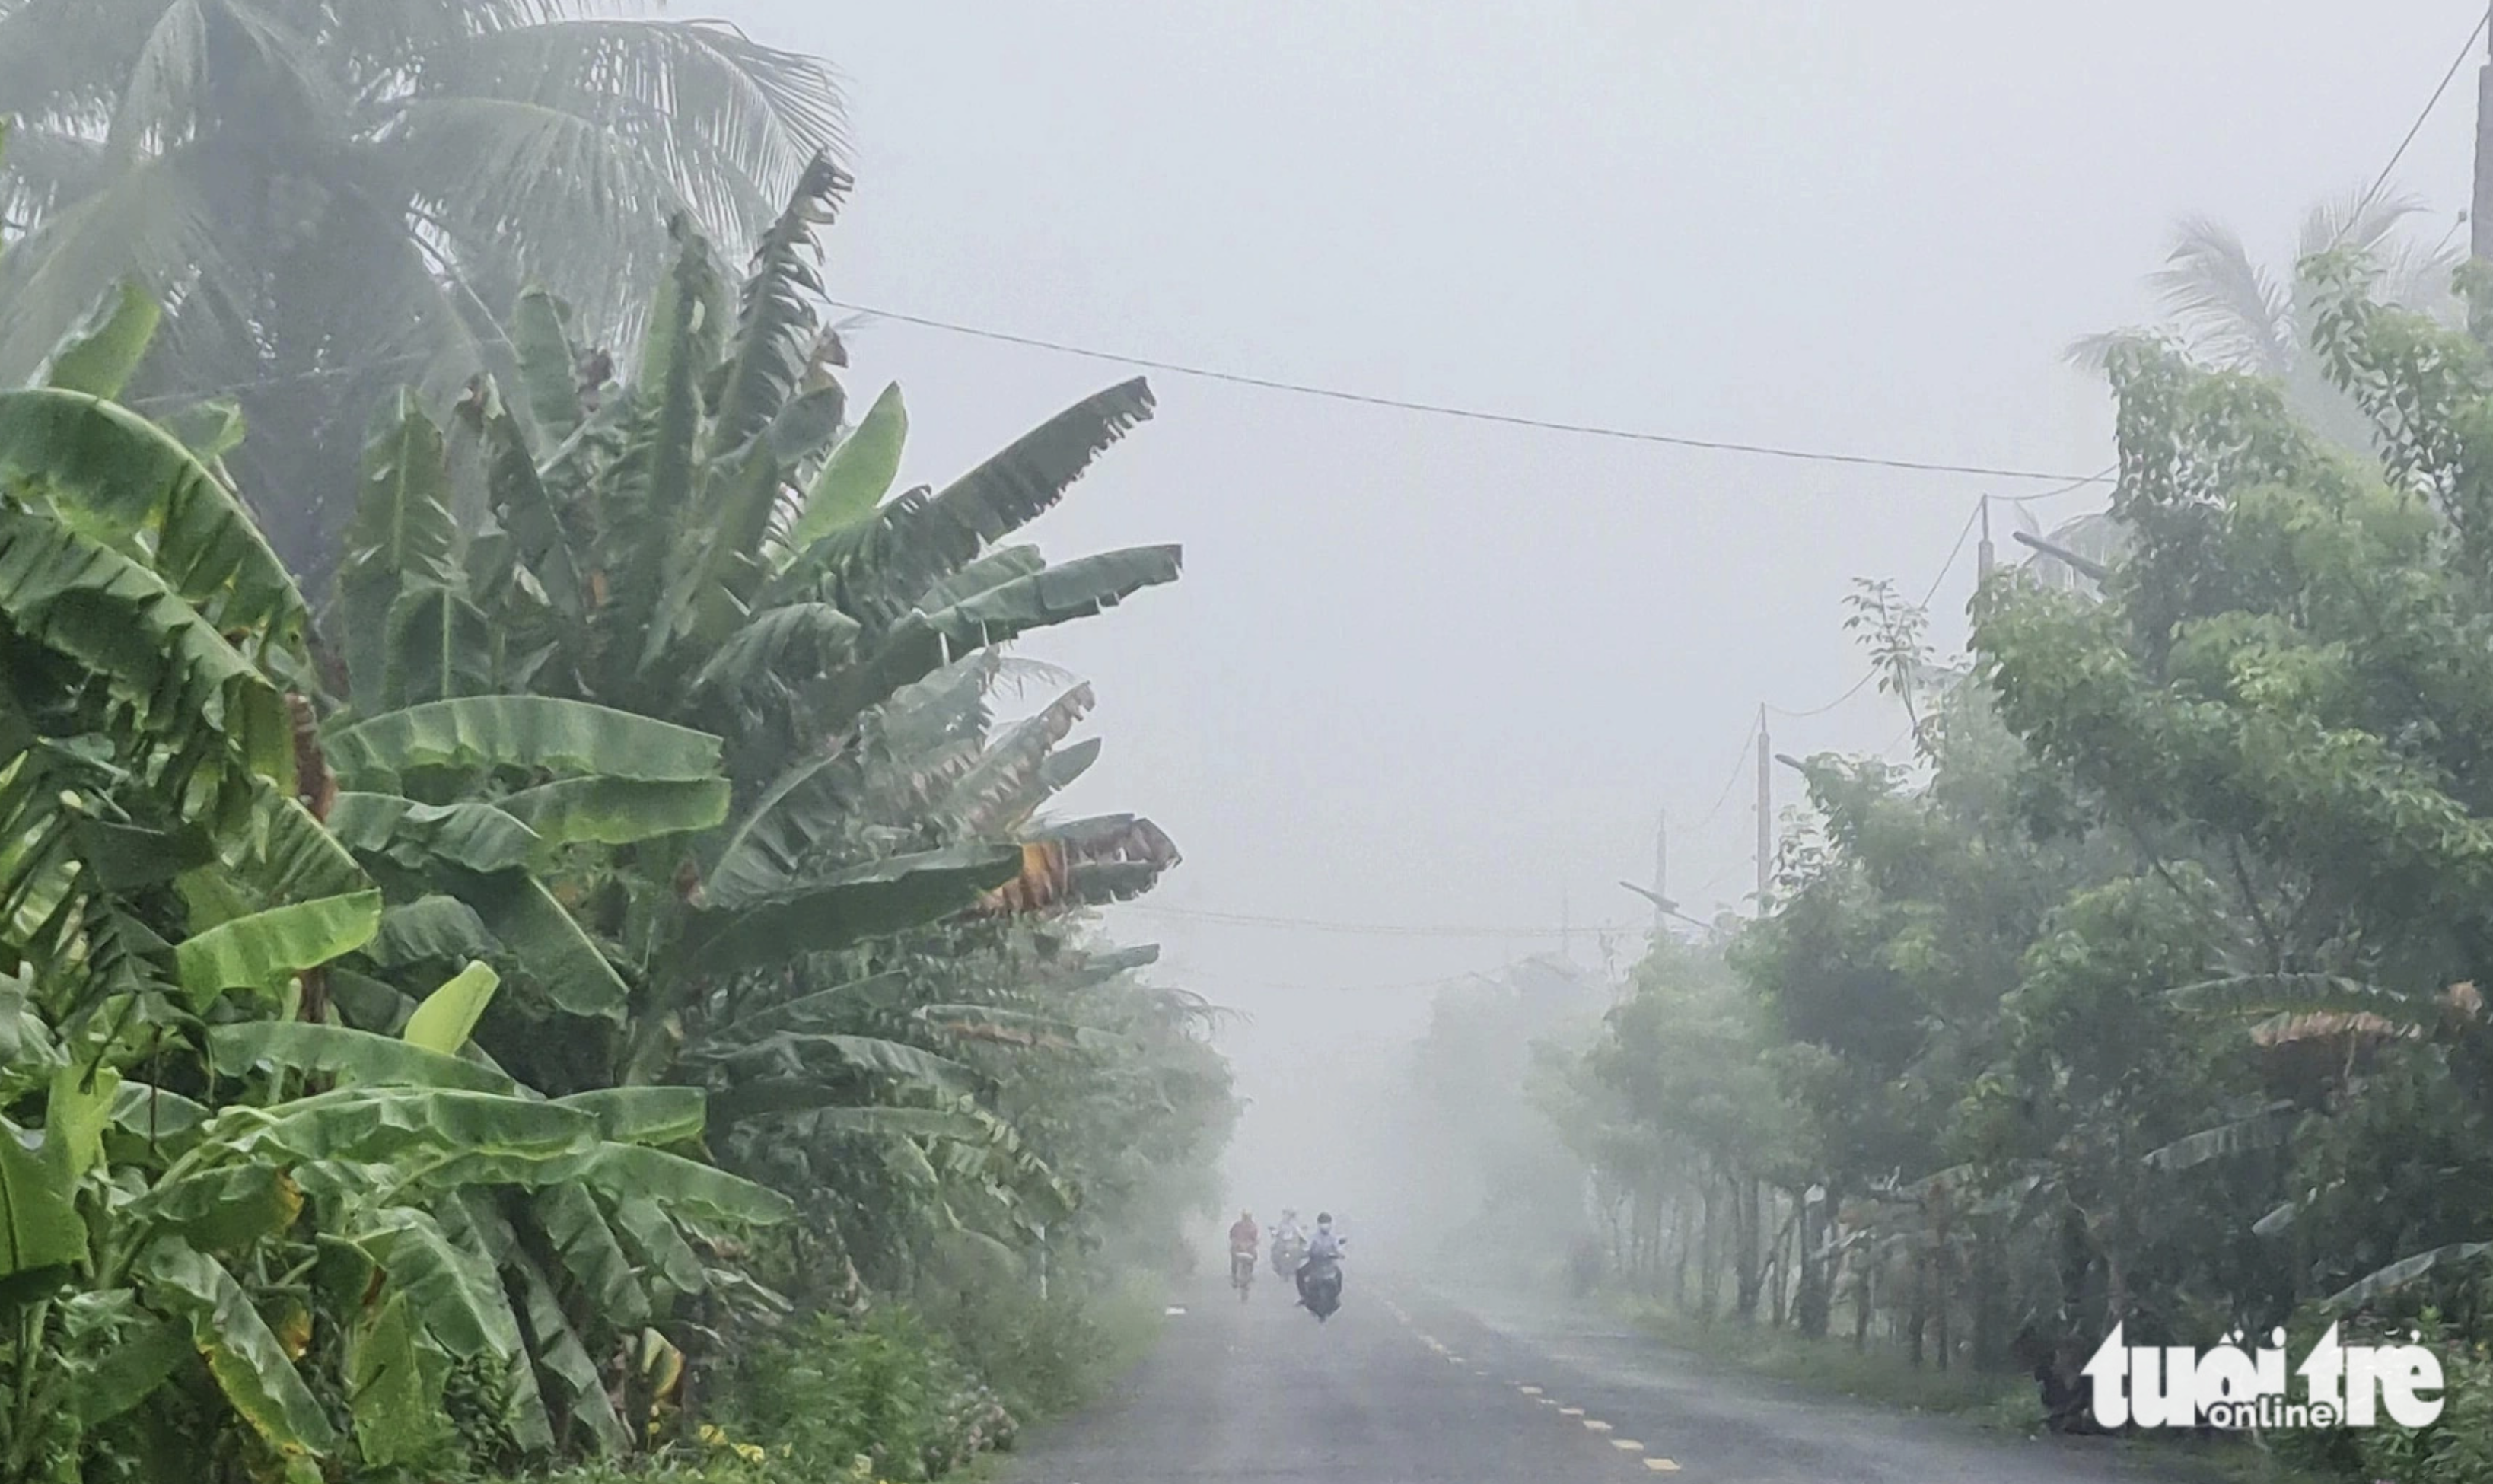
323, 158, 1186, 1095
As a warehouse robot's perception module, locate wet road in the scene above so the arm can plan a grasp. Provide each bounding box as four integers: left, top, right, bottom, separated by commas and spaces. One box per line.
1005, 1273, 2212, 1483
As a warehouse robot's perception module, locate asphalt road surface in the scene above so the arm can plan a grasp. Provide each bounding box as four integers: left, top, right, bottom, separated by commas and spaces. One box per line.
1004, 1272, 2215, 1483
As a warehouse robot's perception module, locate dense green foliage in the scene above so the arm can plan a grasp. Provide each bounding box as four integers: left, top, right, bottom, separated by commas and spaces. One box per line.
1408, 251, 2493, 1479
0, 0, 845, 581
0, 137, 1231, 1481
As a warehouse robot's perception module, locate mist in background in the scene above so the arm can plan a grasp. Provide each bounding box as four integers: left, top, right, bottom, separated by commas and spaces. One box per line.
728, 0, 2490, 1265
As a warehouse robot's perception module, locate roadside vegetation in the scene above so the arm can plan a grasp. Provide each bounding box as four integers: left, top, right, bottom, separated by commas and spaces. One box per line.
0, 14, 1232, 1473
1411, 234, 2493, 1484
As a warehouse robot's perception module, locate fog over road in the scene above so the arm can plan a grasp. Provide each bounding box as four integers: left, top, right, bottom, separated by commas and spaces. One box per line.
1006, 1276, 2207, 1484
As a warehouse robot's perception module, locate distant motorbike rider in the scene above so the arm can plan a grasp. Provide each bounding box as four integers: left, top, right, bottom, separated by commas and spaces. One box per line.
1227, 1210, 1259, 1259
1272, 1209, 1305, 1247
1295, 1212, 1345, 1304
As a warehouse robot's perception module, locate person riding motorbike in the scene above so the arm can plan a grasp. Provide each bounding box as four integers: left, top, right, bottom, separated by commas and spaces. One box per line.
1269, 1208, 1307, 1277
1295, 1212, 1345, 1308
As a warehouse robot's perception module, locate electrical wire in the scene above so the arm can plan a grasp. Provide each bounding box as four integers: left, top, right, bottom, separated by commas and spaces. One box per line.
1122, 904, 1624, 939
2342, 5, 2491, 240
826, 298, 2112, 486
1690, 717, 1759, 830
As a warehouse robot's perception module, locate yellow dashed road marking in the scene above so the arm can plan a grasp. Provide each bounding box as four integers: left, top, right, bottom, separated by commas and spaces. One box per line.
1642, 1459, 1681, 1473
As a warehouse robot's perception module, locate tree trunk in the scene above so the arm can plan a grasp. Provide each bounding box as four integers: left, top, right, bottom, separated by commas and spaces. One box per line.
1852, 1250, 1874, 1352
1797, 1186, 1832, 1340
1732, 1176, 1764, 1323
1906, 1246, 1929, 1368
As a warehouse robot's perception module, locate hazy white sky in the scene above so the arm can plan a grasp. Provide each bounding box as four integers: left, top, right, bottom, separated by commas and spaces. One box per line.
724, 0, 2488, 1208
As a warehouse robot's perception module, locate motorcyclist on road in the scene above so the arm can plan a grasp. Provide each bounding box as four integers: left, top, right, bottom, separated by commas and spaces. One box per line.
1272, 1209, 1304, 1247
1295, 1212, 1345, 1305
1227, 1210, 1259, 1259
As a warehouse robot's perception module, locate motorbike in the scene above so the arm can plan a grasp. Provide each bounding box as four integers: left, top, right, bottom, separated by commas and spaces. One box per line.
1271, 1232, 1307, 1281
1297, 1253, 1343, 1322
1230, 1247, 1256, 1301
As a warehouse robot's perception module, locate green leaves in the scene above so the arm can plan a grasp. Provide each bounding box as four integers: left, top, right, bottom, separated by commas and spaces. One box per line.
0, 504, 294, 795
326, 696, 723, 784
139, 1238, 341, 1457
0, 388, 305, 638
782, 380, 906, 559
677, 844, 1020, 976
0, 1120, 85, 1292
174, 890, 384, 1005
36, 280, 161, 398
403, 961, 500, 1056
209, 1021, 517, 1094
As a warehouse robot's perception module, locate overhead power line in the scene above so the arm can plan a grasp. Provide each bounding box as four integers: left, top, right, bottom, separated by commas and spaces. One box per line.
1122, 904, 1624, 939
2343, 5, 2491, 237
828, 298, 2112, 486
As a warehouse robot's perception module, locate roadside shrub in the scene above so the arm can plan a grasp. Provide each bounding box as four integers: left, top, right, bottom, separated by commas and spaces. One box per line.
720, 1307, 1011, 1483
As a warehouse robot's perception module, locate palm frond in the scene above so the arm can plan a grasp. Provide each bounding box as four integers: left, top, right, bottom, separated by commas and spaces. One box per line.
2151, 216, 2292, 373
408, 16, 845, 238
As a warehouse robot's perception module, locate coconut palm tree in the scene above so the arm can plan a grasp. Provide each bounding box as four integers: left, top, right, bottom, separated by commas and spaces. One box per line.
2070, 185, 2462, 452
0, 0, 843, 581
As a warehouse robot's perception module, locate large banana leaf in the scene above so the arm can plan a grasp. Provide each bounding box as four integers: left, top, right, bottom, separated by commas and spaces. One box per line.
352, 1205, 524, 1362
325, 696, 723, 784
709, 154, 848, 461
214, 1085, 595, 1171
702, 1035, 975, 1102
556, 1087, 705, 1145
173, 889, 384, 1005
2170, 971, 2431, 1023
139, 1237, 341, 1457
511, 1242, 631, 1454
829, 546, 1180, 724
329, 791, 542, 874
0, 1119, 84, 1290
370, 897, 500, 970
689, 970, 906, 1049
2325, 1242, 2493, 1310
779, 379, 906, 559
0, 387, 304, 637
509, 286, 585, 444
689, 600, 859, 696
36, 280, 160, 399
677, 843, 1020, 976
702, 747, 851, 908
402, 960, 501, 1056
608, 1193, 707, 1298
0, 505, 293, 792
908, 378, 1154, 570
209, 1021, 517, 1094
441, 869, 629, 1021
494, 775, 731, 849
348, 1291, 447, 1469
581, 1142, 794, 1225
337, 391, 465, 708
134, 1164, 303, 1252
533, 1182, 650, 1327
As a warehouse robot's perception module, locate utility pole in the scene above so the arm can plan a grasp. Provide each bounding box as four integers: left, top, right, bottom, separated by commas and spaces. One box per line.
1976, 495, 1995, 578
2475, 4, 2493, 260
1560, 887, 1572, 964
1653, 811, 1670, 931
1755, 705, 1772, 912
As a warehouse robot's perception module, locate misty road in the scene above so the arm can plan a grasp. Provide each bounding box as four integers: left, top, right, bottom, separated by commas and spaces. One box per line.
1006, 1277, 2207, 1484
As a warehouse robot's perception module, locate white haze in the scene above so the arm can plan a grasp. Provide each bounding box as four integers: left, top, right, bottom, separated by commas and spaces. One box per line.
730, 0, 2488, 1259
